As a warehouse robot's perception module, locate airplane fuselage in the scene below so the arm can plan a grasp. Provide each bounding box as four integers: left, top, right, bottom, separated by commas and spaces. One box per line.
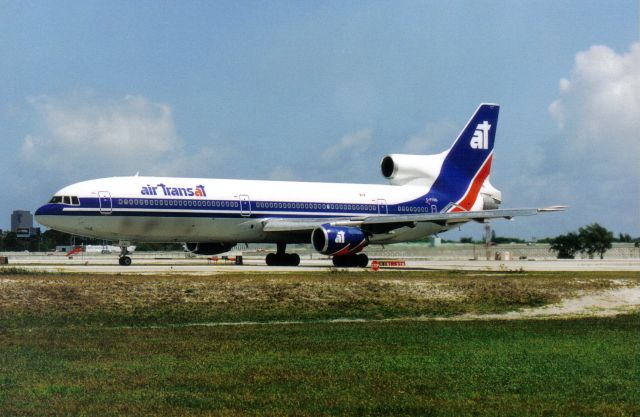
35, 176, 456, 244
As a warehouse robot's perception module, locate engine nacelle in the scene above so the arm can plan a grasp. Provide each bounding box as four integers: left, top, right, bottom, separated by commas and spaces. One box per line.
480, 180, 502, 210
380, 152, 448, 185
184, 242, 236, 255
311, 225, 368, 256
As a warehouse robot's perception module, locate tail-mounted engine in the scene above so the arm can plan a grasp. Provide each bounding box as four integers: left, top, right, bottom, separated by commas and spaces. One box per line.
311, 225, 368, 256
380, 153, 448, 185
184, 242, 236, 255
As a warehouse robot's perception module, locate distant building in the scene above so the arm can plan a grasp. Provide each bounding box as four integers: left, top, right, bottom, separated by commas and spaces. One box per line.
11, 210, 33, 232
11, 210, 39, 238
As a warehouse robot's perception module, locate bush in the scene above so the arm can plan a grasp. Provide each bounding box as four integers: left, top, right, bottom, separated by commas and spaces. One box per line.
549, 232, 581, 259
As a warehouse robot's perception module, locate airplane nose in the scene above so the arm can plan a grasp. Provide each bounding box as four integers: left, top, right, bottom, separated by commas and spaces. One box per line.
35, 205, 47, 226
34, 204, 59, 228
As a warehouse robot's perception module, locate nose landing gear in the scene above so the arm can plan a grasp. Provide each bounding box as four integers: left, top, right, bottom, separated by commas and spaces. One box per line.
118, 242, 132, 266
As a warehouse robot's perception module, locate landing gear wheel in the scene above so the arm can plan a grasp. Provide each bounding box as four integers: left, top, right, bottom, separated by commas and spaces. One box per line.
332, 254, 368, 268
332, 256, 349, 267
266, 253, 276, 266
119, 256, 132, 266
265, 243, 302, 266
288, 253, 300, 266
265, 252, 300, 266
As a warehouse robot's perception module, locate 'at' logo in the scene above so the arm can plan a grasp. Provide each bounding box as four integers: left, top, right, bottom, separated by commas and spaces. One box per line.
335, 230, 345, 244
470, 121, 491, 150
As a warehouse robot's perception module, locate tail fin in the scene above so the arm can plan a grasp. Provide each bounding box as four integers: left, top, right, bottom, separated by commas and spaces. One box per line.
432, 103, 499, 211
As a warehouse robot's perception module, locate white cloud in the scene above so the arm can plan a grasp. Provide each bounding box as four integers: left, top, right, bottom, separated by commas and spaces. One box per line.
321, 128, 373, 161
402, 120, 457, 154
549, 43, 640, 174
268, 166, 298, 181
546, 42, 640, 234
20, 93, 223, 178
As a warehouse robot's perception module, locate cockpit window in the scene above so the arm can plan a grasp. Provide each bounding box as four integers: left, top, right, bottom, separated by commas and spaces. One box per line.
71, 196, 80, 205
63, 196, 71, 205
49, 196, 62, 204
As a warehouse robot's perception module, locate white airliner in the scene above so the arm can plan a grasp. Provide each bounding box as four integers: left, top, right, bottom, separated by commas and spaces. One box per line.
35, 104, 564, 267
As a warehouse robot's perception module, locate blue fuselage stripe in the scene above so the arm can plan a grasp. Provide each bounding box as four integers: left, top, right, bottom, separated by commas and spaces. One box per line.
37, 195, 443, 218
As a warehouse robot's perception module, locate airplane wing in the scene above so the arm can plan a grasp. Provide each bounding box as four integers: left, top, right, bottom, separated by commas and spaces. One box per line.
262, 206, 567, 234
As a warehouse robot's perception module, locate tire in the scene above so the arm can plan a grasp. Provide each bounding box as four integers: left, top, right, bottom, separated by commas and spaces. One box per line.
357, 253, 369, 268
332, 256, 346, 267
288, 253, 300, 266
266, 253, 275, 266
122, 256, 132, 266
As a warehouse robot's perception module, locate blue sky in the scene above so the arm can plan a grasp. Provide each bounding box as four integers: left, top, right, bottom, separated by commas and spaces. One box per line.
1, 1, 638, 239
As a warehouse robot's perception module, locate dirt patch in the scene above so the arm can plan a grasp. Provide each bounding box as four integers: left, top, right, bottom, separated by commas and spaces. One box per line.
452, 284, 640, 320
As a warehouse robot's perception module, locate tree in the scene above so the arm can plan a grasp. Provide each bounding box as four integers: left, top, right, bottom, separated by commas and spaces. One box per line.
2, 232, 21, 251
549, 232, 582, 259
617, 233, 633, 243
578, 223, 613, 259
40, 229, 74, 251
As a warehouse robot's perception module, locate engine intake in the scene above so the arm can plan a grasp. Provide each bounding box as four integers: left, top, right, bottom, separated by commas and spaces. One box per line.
184, 242, 236, 255
311, 225, 368, 256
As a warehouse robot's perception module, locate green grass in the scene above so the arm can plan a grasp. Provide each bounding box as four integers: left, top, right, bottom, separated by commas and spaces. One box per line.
0, 316, 638, 416
0, 271, 638, 416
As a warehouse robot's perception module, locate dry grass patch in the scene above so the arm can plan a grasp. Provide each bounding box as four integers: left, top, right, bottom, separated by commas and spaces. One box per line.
0, 271, 638, 328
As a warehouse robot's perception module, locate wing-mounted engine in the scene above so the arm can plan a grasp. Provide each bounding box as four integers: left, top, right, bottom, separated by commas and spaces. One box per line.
184, 242, 236, 255
311, 225, 368, 256
380, 152, 448, 186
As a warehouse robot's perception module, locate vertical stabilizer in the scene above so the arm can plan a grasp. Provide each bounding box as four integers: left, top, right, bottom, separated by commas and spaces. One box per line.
430, 103, 499, 211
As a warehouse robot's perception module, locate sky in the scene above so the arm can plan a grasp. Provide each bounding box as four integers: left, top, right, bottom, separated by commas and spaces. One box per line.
1, 1, 639, 240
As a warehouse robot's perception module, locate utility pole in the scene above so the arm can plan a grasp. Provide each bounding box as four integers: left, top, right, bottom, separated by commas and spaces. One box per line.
484, 223, 492, 261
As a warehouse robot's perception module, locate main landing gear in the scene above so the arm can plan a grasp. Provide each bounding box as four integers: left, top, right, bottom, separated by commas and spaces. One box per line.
118, 243, 132, 266
332, 253, 369, 268
265, 243, 301, 266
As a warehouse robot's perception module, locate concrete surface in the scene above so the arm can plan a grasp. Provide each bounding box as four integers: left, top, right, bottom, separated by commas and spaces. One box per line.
2, 252, 639, 274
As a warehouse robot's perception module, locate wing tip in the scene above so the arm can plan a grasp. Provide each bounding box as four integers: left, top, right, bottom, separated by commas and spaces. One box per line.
538, 205, 568, 212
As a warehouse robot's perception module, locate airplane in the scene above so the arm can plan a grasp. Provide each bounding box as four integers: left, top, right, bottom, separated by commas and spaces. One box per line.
35, 103, 564, 267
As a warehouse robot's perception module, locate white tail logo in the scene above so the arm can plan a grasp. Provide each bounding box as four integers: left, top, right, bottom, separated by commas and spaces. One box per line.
335, 230, 345, 244
470, 121, 491, 150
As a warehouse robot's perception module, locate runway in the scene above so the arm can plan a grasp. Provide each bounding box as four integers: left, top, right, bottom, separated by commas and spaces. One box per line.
4, 253, 639, 274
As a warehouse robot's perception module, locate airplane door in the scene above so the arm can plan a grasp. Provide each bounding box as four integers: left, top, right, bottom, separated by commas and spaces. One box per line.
376, 199, 388, 214
239, 195, 251, 217
98, 191, 112, 215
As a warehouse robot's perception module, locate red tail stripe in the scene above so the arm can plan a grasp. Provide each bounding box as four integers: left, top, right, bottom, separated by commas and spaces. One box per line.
451, 154, 493, 212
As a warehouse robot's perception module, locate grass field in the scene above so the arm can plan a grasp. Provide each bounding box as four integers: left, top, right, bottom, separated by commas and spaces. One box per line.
0, 270, 638, 416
